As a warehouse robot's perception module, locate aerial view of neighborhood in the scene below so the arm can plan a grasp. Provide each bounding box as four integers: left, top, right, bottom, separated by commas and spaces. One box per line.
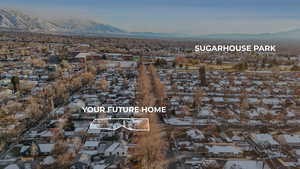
0, 1, 300, 169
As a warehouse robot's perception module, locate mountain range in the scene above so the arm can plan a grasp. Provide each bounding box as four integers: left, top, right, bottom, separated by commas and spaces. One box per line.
1, 8, 300, 40
0, 9, 125, 34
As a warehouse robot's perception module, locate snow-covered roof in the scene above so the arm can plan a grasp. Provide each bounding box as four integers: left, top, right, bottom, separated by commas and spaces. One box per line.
207, 145, 242, 154
84, 141, 99, 147
4, 164, 20, 169
42, 156, 55, 165
281, 134, 300, 144
251, 134, 279, 145
262, 98, 280, 105
68, 99, 85, 110
186, 129, 205, 140
224, 160, 270, 169
75, 52, 90, 58
105, 143, 120, 153
198, 107, 214, 117
39, 144, 54, 153
39, 130, 54, 137
212, 97, 224, 102
93, 164, 108, 169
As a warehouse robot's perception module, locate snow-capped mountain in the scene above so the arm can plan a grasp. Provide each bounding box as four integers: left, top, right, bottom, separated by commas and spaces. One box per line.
48, 19, 125, 34
0, 8, 126, 34
1, 8, 300, 39
0, 9, 46, 31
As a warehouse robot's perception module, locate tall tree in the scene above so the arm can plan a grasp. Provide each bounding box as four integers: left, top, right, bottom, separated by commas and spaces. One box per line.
137, 64, 154, 107
148, 65, 166, 106
199, 66, 207, 86
132, 114, 167, 169
11, 76, 20, 94
193, 89, 204, 127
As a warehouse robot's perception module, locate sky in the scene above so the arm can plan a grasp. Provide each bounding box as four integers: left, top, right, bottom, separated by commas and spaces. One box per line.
1, 0, 300, 35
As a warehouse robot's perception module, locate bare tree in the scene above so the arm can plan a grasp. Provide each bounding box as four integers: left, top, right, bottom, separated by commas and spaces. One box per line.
137, 64, 155, 107
132, 114, 167, 169
240, 89, 249, 121
30, 142, 39, 157
148, 65, 166, 106
98, 78, 109, 91
193, 89, 204, 127
199, 66, 207, 86
81, 72, 95, 87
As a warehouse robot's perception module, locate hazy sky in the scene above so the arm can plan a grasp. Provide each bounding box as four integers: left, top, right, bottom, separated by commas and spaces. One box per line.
2, 0, 300, 35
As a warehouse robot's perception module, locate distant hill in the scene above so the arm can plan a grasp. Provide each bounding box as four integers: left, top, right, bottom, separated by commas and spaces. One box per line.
195, 29, 300, 40
0, 8, 126, 34
1, 8, 300, 40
